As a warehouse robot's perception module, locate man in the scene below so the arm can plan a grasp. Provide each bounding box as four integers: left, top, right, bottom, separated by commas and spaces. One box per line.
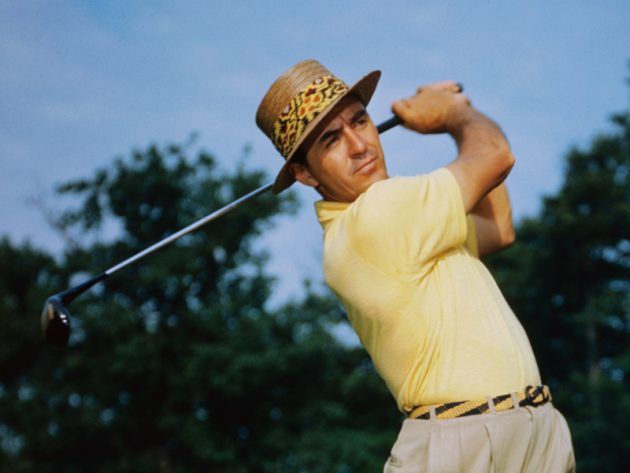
256, 60, 576, 472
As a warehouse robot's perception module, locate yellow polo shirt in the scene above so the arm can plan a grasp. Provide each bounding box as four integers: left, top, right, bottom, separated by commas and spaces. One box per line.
315, 167, 541, 413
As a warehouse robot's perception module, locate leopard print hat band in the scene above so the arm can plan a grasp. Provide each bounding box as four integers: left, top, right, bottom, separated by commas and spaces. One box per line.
272, 75, 348, 157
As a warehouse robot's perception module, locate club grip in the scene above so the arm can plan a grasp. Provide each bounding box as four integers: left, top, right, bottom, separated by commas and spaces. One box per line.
377, 115, 403, 134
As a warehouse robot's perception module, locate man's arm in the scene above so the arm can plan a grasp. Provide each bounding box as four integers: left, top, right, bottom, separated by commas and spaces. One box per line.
470, 183, 515, 256
392, 81, 516, 255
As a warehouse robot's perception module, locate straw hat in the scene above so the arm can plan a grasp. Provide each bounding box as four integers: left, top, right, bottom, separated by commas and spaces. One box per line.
256, 59, 381, 194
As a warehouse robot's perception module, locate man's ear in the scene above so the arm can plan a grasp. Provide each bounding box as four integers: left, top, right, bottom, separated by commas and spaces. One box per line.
288, 162, 320, 188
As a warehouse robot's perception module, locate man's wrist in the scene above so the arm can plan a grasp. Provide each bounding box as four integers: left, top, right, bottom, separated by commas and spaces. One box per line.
447, 107, 484, 134
447, 108, 506, 146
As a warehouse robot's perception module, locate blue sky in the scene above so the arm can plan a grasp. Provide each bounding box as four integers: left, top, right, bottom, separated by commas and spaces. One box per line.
1, 0, 629, 306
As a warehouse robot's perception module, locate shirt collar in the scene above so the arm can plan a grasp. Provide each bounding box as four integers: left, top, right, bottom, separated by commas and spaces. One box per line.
314, 199, 350, 229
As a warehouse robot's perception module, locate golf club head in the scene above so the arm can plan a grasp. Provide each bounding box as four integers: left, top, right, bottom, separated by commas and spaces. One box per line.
41, 295, 71, 347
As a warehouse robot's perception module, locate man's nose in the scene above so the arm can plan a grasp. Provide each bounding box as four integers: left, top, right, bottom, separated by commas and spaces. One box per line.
344, 127, 368, 157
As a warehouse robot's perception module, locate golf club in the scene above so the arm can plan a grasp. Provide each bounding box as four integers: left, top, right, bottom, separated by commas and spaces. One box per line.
41, 114, 405, 347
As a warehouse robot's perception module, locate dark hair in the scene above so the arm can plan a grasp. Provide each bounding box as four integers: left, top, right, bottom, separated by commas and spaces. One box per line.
292, 149, 307, 166
289, 145, 310, 173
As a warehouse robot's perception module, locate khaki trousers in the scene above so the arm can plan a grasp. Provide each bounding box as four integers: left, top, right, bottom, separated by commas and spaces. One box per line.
383, 402, 575, 473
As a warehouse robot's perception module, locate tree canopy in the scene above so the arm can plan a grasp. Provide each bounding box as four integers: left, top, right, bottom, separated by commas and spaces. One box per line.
0, 142, 399, 472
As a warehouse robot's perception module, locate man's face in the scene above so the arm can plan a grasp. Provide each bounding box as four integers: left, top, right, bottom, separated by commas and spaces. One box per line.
290, 95, 388, 202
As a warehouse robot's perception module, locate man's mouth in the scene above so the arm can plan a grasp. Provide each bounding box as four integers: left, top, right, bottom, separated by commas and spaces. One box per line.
354, 157, 377, 174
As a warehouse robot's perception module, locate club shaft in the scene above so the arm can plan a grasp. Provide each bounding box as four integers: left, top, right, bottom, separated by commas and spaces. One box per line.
57, 273, 108, 305
106, 181, 274, 275
45, 114, 399, 303
106, 114, 401, 276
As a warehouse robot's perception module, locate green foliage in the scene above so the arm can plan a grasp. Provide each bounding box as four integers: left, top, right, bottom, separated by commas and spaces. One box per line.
486, 109, 630, 470
0, 142, 399, 472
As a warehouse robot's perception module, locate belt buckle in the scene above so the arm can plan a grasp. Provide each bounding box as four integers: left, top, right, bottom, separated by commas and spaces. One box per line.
525, 385, 547, 406
522, 385, 537, 406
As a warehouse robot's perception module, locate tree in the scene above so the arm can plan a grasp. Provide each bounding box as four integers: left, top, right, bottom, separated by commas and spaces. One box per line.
0, 237, 66, 470
486, 97, 630, 470
0, 141, 399, 473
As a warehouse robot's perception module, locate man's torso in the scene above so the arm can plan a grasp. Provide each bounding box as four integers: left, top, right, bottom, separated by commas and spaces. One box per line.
315, 167, 541, 413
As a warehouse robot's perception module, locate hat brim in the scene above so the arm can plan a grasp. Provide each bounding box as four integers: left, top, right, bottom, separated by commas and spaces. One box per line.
272, 69, 382, 194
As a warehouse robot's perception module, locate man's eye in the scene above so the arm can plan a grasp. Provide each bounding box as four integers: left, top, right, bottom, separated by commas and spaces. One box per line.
325, 135, 339, 148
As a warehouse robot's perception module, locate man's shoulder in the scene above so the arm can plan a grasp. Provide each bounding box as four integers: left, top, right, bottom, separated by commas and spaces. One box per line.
321, 168, 456, 237
361, 168, 452, 198
334, 175, 424, 236
351, 169, 449, 214
322, 167, 468, 280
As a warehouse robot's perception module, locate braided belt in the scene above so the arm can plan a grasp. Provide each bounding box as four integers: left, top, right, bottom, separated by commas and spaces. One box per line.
408, 385, 552, 421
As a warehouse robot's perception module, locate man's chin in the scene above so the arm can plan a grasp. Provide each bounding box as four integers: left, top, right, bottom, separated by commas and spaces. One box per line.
368, 168, 389, 184
359, 172, 388, 195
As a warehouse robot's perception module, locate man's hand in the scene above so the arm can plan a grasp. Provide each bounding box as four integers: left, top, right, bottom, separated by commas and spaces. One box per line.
391, 81, 469, 135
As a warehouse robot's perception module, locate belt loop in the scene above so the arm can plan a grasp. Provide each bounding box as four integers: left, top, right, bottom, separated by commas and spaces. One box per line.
487, 396, 496, 413
510, 392, 520, 409
429, 406, 437, 422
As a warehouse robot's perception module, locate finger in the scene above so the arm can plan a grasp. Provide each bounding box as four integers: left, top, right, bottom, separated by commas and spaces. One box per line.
453, 92, 471, 107
417, 81, 464, 95
391, 99, 414, 126
439, 81, 464, 94
429, 80, 459, 92
391, 99, 409, 116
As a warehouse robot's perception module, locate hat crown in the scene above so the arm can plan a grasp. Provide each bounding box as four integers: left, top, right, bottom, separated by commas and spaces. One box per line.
256, 59, 343, 140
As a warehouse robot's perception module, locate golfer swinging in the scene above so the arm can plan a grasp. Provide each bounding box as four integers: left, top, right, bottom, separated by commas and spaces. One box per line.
256, 60, 576, 472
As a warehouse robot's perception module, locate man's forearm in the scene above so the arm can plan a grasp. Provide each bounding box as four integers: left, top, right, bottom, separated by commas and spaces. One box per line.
444, 107, 515, 213
448, 108, 512, 172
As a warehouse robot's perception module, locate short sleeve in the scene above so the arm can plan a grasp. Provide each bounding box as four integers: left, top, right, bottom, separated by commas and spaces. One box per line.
342, 167, 468, 277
